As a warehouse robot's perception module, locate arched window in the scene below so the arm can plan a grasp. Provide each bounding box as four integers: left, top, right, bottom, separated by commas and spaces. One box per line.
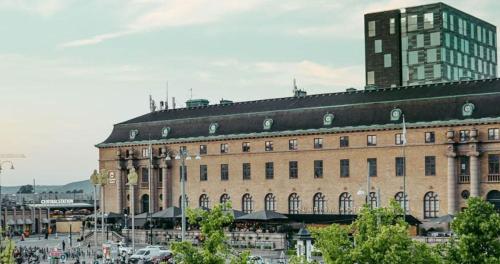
313, 192, 326, 214
486, 190, 500, 211
369, 192, 378, 209
179, 194, 189, 208
395, 192, 409, 213
264, 193, 276, 212
424, 192, 439, 218
220, 193, 231, 210
339, 192, 353, 215
199, 194, 209, 209
288, 193, 301, 214
141, 194, 149, 213
242, 193, 253, 213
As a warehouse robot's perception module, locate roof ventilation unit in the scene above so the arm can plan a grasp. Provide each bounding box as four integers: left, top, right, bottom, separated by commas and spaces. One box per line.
186, 99, 210, 108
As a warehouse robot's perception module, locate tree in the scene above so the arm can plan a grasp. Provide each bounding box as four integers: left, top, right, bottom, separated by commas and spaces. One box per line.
312, 201, 441, 264
171, 203, 250, 264
0, 228, 15, 264
16, 184, 33, 194
442, 197, 500, 264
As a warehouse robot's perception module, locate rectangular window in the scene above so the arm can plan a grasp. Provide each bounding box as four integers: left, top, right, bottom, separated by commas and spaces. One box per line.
425, 156, 436, 176
367, 135, 377, 146
242, 142, 251, 152
408, 15, 418, 31
340, 136, 349, 147
289, 161, 298, 179
430, 32, 440, 46
417, 66, 425, 80
314, 138, 323, 149
395, 133, 404, 145
180, 146, 187, 153
368, 21, 376, 37
200, 165, 208, 181
433, 64, 442, 78
289, 139, 298, 150
314, 160, 323, 178
265, 162, 274, 179
417, 34, 424, 48
374, 40, 383, 54
265, 141, 274, 151
425, 132, 435, 143
409, 51, 419, 65
459, 156, 470, 176
488, 154, 500, 175
401, 17, 406, 33
384, 54, 392, 68
221, 164, 229, 181
488, 128, 500, 140
427, 48, 437, 63
402, 36, 408, 51
459, 130, 470, 142
390, 18, 395, 34
443, 12, 448, 29
445, 33, 450, 47
142, 167, 149, 183
368, 158, 377, 177
142, 148, 149, 158
395, 157, 406, 176
220, 143, 229, 153
242, 163, 251, 180
424, 13, 434, 29
367, 71, 375, 85
340, 159, 349, 177
158, 168, 163, 183
199, 145, 207, 155
450, 14, 454, 31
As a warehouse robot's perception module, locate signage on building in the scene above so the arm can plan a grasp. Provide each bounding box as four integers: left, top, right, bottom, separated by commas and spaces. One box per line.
41, 199, 74, 205
108, 171, 116, 184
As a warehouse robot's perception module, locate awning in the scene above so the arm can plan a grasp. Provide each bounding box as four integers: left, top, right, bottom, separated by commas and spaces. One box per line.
16, 219, 24, 225
42, 218, 50, 224
25, 219, 33, 225
7, 219, 15, 225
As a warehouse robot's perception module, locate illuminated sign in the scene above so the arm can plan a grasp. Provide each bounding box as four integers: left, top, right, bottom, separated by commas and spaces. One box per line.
40, 199, 74, 205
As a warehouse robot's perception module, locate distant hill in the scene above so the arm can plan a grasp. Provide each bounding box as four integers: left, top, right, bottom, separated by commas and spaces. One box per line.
1, 179, 92, 194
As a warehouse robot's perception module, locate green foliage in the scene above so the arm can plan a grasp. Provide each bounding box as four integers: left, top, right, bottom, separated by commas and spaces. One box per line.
288, 255, 319, 264
312, 201, 441, 264
442, 197, 500, 264
172, 203, 248, 264
17, 184, 33, 194
0, 230, 15, 264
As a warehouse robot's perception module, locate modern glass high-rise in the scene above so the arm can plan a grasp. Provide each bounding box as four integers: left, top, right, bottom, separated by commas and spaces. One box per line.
365, 3, 497, 89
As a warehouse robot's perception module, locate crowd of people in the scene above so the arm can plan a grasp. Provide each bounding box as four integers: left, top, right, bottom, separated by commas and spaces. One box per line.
13, 245, 97, 264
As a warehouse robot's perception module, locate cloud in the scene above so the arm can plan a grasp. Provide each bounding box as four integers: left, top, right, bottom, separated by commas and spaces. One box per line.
60, 0, 265, 47
0, 0, 68, 16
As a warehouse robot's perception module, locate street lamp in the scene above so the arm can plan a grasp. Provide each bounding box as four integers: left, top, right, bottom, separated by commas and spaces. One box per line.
127, 168, 139, 251
90, 170, 99, 248
166, 149, 201, 242
0, 161, 14, 242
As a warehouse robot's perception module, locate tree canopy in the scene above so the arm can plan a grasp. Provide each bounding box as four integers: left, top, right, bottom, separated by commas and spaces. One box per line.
16, 184, 33, 194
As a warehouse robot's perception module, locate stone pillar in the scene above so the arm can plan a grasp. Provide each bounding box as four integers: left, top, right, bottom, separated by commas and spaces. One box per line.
161, 162, 168, 210
116, 150, 124, 214
150, 166, 157, 213
469, 144, 481, 197
447, 146, 457, 215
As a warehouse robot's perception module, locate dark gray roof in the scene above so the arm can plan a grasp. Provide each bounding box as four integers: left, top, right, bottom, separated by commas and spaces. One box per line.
98, 79, 500, 146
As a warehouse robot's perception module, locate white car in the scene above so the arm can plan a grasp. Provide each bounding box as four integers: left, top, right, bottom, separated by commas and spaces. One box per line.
129, 247, 163, 263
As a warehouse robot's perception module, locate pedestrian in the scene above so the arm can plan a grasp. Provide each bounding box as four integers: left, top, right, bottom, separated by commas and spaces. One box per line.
62, 239, 66, 251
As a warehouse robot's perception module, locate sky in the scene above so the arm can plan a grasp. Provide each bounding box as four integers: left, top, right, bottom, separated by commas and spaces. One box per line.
1, 0, 499, 186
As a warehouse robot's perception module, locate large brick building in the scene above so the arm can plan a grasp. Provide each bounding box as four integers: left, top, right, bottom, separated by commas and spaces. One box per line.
97, 79, 500, 221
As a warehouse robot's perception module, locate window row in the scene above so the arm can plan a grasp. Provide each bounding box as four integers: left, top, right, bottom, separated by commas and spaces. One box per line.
193, 191, 440, 218
193, 156, 437, 181
443, 12, 496, 47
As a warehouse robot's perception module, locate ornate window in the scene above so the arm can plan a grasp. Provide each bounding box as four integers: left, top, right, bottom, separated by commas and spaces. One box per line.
390, 108, 402, 121
199, 194, 209, 209
263, 118, 273, 130
264, 193, 276, 212
220, 194, 231, 209
161, 127, 171, 138
424, 191, 439, 218
395, 192, 409, 213
288, 193, 301, 214
178, 194, 189, 208
462, 102, 475, 116
369, 192, 378, 209
209, 123, 219, 134
323, 113, 334, 126
313, 192, 326, 214
129, 129, 139, 140
339, 192, 353, 215
242, 193, 253, 213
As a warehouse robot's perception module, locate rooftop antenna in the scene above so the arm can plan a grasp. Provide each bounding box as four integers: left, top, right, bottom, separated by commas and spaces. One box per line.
165, 81, 169, 110
189, 88, 193, 100
149, 95, 157, 112
172, 97, 176, 109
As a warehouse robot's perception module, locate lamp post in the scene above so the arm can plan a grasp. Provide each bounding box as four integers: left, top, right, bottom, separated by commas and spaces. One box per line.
90, 170, 100, 248
165, 149, 200, 242
127, 168, 139, 251
99, 170, 108, 244
0, 161, 15, 243
357, 160, 371, 207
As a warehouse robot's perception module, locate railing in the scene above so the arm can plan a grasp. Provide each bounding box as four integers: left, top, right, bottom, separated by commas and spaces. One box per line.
458, 174, 470, 183
488, 174, 500, 183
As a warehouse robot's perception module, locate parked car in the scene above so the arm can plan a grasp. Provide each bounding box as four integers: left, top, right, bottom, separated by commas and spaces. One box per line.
129, 247, 162, 263
151, 250, 173, 264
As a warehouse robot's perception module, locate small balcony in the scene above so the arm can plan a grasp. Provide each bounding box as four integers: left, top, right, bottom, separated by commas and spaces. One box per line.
458, 174, 470, 183
488, 174, 500, 183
